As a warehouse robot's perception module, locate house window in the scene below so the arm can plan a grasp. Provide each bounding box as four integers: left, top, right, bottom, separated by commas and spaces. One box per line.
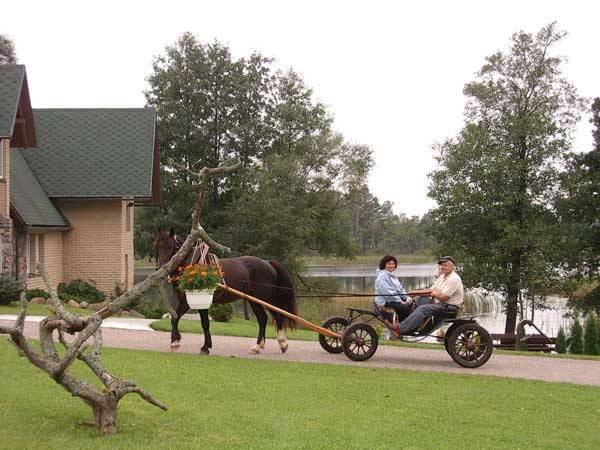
124, 254, 129, 287
0, 138, 4, 179
126, 206, 131, 232
38, 234, 45, 264
28, 235, 35, 274
27, 234, 45, 275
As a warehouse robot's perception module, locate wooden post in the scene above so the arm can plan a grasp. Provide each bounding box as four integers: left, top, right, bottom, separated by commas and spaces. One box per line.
217, 283, 341, 339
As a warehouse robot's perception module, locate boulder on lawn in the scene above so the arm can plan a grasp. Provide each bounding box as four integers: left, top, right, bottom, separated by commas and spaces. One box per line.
128, 310, 146, 319
87, 301, 108, 311
29, 297, 47, 304
80, 301, 89, 309
66, 299, 80, 308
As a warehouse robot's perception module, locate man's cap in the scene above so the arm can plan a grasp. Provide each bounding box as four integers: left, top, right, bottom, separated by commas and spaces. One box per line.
437, 256, 456, 265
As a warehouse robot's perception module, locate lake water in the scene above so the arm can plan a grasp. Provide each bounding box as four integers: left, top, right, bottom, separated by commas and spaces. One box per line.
301, 264, 571, 337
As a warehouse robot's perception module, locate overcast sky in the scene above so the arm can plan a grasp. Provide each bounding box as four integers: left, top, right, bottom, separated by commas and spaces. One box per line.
5, 0, 599, 216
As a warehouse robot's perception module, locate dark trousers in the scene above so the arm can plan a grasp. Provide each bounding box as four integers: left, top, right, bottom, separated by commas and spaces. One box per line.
384, 301, 411, 322
397, 296, 458, 334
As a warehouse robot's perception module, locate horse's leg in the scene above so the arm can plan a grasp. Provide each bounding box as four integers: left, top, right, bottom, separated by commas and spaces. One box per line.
248, 301, 267, 354
199, 308, 211, 355
170, 291, 189, 350
273, 313, 289, 353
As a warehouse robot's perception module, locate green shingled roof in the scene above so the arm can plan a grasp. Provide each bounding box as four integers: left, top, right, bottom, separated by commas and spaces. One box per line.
0, 65, 25, 137
21, 108, 156, 198
10, 150, 70, 227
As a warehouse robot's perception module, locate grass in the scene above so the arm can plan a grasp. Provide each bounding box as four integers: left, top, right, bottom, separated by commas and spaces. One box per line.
0, 302, 93, 317
305, 253, 434, 266
134, 254, 434, 268
134, 258, 155, 268
1, 340, 598, 450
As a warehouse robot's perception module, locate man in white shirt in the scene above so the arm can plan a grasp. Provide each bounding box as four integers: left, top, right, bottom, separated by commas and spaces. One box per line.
387, 256, 464, 335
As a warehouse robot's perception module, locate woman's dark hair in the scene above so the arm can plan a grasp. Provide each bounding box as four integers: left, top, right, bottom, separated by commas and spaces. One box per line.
379, 255, 398, 270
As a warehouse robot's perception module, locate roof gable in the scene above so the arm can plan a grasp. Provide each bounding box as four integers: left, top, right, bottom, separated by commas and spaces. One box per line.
0, 65, 36, 146
21, 108, 157, 199
10, 149, 70, 228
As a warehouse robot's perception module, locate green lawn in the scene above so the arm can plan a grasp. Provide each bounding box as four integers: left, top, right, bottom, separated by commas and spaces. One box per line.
0, 302, 93, 317
0, 340, 598, 450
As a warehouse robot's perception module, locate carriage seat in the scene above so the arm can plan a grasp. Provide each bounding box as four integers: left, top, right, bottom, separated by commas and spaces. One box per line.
433, 308, 459, 320
373, 304, 397, 322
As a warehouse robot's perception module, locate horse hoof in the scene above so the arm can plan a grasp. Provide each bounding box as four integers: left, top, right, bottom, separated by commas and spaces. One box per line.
170, 341, 180, 350
280, 344, 288, 354
200, 348, 210, 355
248, 345, 260, 354
259, 341, 266, 349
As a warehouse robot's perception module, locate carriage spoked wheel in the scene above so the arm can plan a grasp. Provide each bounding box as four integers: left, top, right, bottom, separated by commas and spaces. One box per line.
318, 316, 350, 354
446, 323, 493, 368
341, 322, 379, 362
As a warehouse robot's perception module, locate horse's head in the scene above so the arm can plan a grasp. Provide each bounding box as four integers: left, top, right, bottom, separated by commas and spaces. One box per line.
154, 227, 182, 268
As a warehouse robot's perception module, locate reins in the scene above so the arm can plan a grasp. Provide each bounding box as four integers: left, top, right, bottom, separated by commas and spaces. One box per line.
240, 279, 410, 299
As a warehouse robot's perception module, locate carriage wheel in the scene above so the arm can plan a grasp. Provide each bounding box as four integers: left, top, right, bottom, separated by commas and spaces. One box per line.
318, 316, 350, 354
446, 323, 493, 368
342, 323, 378, 362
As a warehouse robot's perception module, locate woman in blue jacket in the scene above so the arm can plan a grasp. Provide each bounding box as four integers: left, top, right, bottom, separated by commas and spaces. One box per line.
374, 255, 411, 322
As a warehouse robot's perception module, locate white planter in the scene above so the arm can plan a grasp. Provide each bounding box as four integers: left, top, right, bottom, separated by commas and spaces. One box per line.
185, 289, 214, 309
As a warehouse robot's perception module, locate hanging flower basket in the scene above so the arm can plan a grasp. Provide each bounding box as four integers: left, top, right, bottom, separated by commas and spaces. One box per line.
174, 262, 223, 310
185, 289, 214, 309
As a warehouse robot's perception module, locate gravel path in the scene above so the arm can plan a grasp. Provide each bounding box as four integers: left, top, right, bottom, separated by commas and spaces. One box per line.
3, 318, 599, 387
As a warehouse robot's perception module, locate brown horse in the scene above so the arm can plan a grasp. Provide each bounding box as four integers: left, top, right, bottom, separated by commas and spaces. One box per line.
154, 228, 298, 355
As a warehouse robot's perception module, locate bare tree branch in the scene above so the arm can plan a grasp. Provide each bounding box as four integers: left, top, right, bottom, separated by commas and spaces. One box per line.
2, 160, 239, 433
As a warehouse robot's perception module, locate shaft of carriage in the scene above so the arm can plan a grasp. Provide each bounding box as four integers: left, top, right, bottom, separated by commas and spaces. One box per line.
216, 283, 341, 339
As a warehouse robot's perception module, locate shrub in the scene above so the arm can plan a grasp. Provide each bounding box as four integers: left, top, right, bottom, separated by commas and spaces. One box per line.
597, 319, 600, 353
569, 319, 584, 354
57, 279, 105, 304
0, 273, 24, 305
583, 313, 599, 355
109, 282, 126, 301
555, 327, 567, 354
136, 305, 167, 319
209, 303, 234, 322
25, 288, 50, 301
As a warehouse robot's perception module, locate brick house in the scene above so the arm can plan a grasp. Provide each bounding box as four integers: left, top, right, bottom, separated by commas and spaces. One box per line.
0, 65, 160, 295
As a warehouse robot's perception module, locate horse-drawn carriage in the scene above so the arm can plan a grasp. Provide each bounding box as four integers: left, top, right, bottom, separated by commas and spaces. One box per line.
156, 230, 493, 368
318, 306, 494, 368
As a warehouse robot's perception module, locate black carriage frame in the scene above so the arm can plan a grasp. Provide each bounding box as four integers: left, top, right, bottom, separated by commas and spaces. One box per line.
318, 306, 494, 368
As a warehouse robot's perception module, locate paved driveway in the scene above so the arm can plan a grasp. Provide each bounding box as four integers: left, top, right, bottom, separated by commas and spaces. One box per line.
2, 317, 599, 387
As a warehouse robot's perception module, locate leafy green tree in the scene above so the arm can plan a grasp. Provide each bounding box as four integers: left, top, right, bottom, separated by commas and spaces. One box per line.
557, 98, 600, 313
555, 327, 567, 354
142, 35, 362, 270
0, 34, 16, 64
583, 313, 599, 355
569, 318, 584, 354
140, 34, 277, 258
226, 71, 357, 272
427, 23, 585, 333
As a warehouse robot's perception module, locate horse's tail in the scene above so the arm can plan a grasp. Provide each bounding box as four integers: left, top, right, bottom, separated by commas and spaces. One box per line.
269, 260, 298, 330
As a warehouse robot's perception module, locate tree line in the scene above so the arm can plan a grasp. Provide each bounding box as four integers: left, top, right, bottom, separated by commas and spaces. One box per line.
427, 23, 599, 332
135, 33, 431, 275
